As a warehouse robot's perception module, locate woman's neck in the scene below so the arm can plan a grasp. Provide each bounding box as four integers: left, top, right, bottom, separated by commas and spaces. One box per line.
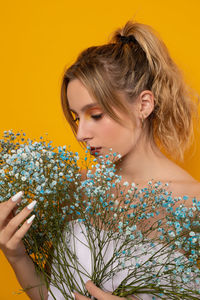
114, 137, 187, 185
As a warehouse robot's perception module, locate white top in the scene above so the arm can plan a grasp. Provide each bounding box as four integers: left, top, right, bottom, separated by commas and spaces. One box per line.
47, 221, 197, 300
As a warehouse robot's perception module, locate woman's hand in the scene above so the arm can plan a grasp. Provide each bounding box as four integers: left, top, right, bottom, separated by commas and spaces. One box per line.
74, 281, 137, 300
0, 191, 36, 263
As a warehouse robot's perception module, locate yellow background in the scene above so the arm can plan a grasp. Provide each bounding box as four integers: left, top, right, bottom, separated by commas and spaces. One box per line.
0, 0, 200, 299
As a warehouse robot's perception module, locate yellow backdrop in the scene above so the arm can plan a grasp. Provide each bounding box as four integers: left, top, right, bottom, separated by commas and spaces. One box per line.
0, 0, 200, 299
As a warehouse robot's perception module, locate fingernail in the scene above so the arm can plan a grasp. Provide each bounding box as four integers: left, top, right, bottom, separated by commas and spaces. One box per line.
27, 214, 35, 224
11, 191, 24, 202
27, 200, 37, 210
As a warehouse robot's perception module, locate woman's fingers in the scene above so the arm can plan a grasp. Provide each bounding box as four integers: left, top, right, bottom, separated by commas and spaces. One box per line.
1, 200, 37, 244
73, 282, 106, 300
0, 191, 36, 261
74, 293, 90, 300
83, 281, 126, 300
0, 191, 24, 229
74, 283, 138, 300
85, 281, 106, 299
6, 214, 35, 251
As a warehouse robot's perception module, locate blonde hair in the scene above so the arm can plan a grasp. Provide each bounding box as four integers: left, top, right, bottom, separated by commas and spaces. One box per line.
61, 19, 200, 162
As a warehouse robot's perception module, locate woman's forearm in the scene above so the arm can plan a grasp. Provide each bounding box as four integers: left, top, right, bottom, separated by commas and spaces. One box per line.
8, 254, 48, 300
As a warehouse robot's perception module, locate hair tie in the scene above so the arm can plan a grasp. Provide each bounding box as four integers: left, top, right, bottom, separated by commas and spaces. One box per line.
119, 35, 137, 44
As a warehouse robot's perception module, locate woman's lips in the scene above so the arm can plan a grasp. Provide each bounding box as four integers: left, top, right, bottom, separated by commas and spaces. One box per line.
90, 147, 102, 155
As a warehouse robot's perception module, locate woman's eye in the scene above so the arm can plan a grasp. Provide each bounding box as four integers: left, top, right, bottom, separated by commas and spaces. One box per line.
91, 113, 103, 120
71, 113, 103, 123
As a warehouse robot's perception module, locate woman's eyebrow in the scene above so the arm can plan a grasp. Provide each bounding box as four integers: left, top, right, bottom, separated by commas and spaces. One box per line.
69, 103, 99, 114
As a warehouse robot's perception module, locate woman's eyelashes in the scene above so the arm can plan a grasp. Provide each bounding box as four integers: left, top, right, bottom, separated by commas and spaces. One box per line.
73, 113, 103, 123
91, 113, 103, 120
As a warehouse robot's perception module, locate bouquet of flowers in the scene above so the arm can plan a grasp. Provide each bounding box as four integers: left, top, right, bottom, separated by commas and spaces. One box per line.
0, 130, 200, 300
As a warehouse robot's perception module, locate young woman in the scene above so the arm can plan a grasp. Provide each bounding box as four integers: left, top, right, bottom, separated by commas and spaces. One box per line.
0, 20, 200, 300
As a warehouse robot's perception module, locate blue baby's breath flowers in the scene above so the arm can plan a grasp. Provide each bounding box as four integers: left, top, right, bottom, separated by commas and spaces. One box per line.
1, 130, 200, 299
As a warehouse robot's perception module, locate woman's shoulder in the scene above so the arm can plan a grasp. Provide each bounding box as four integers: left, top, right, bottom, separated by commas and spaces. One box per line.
158, 161, 200, 205
165, 177, 200, 206
79, 166, 200, 204
135, 170, 200, 208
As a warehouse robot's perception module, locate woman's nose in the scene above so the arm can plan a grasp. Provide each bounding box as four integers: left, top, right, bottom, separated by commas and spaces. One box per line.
76, 121, 92, 142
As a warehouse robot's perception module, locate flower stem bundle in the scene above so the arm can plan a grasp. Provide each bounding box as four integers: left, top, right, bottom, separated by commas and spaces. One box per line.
1, 130, 200, 299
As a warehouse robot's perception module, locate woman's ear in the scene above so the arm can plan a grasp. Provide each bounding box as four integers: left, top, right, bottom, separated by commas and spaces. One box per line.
138, 90, 154, 120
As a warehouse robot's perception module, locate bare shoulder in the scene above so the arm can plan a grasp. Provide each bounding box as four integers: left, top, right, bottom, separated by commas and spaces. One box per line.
158, 161, 200, 202
186, 180, 200, 200
167, 178, 200, 207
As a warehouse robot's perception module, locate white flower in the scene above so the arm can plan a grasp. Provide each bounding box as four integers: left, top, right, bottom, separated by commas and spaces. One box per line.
125, 228, 131, 235
189, 231, 195, 237
21, 153, 27, 159
17, 149, 23, 154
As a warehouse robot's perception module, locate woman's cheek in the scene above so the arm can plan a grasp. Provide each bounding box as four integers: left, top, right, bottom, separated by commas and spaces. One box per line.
100, 120, 120, 140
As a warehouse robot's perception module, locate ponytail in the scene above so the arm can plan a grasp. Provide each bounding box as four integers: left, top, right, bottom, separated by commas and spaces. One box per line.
61, 19, 200, 162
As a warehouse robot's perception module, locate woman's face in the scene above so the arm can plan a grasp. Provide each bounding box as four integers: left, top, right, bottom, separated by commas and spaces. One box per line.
67, 78, 142, 160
